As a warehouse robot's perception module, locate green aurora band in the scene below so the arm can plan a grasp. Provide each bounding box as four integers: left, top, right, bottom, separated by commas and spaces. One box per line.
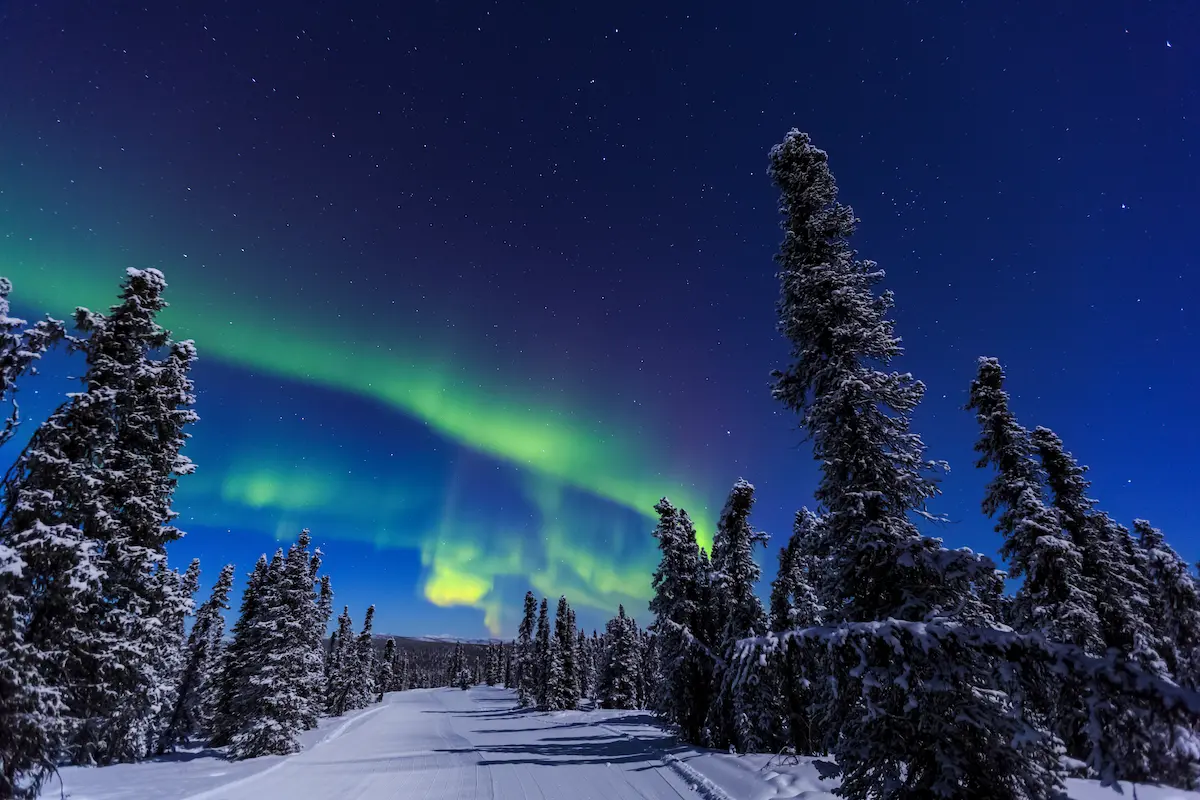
1, 243, 715, 632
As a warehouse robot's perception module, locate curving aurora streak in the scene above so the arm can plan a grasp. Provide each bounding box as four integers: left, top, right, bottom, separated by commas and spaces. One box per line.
1, 242, 715, 633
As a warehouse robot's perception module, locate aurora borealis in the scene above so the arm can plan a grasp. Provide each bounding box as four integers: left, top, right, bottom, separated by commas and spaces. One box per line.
2, 2, 1196, 636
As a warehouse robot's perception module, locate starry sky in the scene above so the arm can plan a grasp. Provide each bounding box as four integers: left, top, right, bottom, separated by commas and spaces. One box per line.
1, 1, 1195, 638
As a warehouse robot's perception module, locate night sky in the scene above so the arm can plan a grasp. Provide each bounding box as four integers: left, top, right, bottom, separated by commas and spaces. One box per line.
1, 1, 1195, 638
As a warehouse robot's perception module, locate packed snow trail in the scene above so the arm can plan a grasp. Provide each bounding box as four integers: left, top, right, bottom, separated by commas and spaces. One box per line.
44, 688, 1200, 800
66, 687, 703, 800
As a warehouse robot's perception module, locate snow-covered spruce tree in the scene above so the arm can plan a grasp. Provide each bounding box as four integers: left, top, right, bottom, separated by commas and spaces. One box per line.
534, 597, 551, 708
968, 358, 1107, 762
516, 591, 537, 705
379, 639, 396, 698
647, 499, 714, 742
549, 596, 577, 710
209, 556, 269, 745
765, 130, 1057, 799
575, 629, 591, 700
1030, 428, 1186, 783
227, 550, 306, 760
0, 276, 66, 447
76, 274, 199, 764
280, 531, 326, 728
1032, 428, 1158, 659
638, 628, 658, 711
567, 607, 581, 705
160, 563, 235, 751
766, 509, 829, 755
0, 285, 67, 798
348, 605, 377, 710
0, 397, 103, 774
0, 269, 200, 766
396, 649, 408, 692
1137, 520, 1200, 690
451, 641, 471, 690
324, 607, 357, 716
504, 642, 513, 688
968, 359, 1103, 653
151, 558, 201, 754
706, 479, 773, 752
311, 573, 334, 710
599, 605, 641, 710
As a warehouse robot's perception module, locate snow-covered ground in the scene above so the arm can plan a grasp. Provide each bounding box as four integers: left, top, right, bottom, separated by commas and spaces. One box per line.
42, 687, 1200, 800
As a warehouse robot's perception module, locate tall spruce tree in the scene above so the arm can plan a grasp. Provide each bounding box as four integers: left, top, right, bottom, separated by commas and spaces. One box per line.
766, 509, 828, 755
534, 598, 551, 709
647, 499, 713, 742
348, 606, 377, 709
968, 359, 1102, 653
0, 278, 67, 799
280, 531, 325, 728
79, 273, 199, 764
227, 550, 306, 760
210, 556, 269, 745
549, 597, 577, 710
707, 480, 773, 752
767, 130, 1057, 799
325, 607, 357, 716
379, 639, 396, 697
599, 606, 640, 710
516, 591, 537, 706
160, 563, 235, 752
1137, 520, 1200, 689
1, 269, 199, 766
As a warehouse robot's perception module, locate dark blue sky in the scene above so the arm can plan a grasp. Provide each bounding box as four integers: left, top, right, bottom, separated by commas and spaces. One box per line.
1, 0, 1195, 637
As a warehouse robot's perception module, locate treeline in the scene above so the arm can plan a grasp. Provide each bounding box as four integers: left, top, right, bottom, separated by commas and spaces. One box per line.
0, 271, 389, 798
493, 593, 657, 711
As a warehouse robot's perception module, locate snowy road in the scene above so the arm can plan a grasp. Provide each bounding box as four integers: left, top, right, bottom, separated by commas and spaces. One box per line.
185, 687, 702, 800
46, 688, 1193, 800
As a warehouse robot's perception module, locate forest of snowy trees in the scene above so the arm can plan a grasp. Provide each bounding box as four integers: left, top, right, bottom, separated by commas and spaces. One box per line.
493, 130, 1200, 800
2, 128, 1199, 800
0, 271, 420, 797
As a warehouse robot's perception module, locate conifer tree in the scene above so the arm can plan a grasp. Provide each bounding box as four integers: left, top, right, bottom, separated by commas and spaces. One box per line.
767, 130, 1057, 798
0, 276, 65, 447
550, 596, 577, 710
0, 280, 68, 799
324, 607, 356, 717
516, 591, 537, 705
969, 359, 1102, 653
80, 274, 199, 764
599, 606, 640, 710
311, 573, 334, 713
707, 479, 772, 752
379, 639, 396, 700
227, 550, 307, 760
576, 629, 591, 701
160, 563, 235, 752
534, 598, 551, 709
396, 649, 408, 691
451, 641, 470, 690
210, 556, 270, 746
647, 499, 713, 742
277, 531, 326, 728
1137, 520, 1200, 689
504, 642, 513, 688
1, 269, 199, 766
349, 605, 377, 709
1032, 428, 1155, 657
766, 509, 828, 755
